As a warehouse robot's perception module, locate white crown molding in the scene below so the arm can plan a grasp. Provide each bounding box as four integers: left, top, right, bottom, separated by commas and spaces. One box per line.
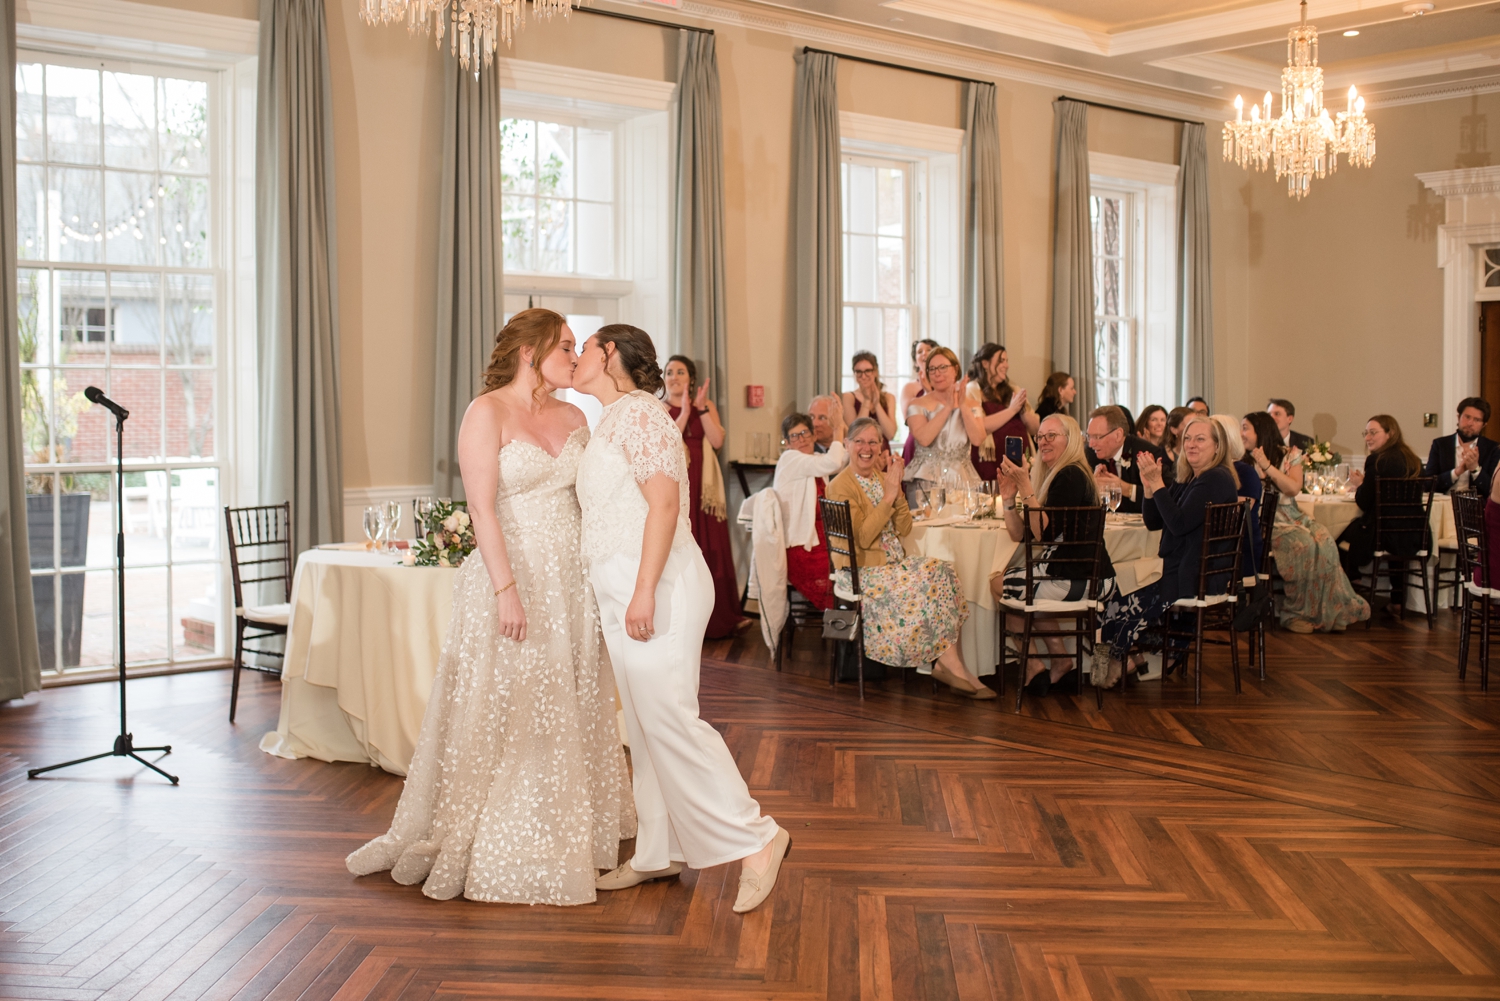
1362, 74, 1500, 108
839, 110, 964, 154
499, 58, 677, 112
1148, 52, 1280, 94
503, 273, 637, 296
1418, 166, 1500, 200
1089, 151, 1179, 189
878, 0, 1111, 55
17, 0, 257, 59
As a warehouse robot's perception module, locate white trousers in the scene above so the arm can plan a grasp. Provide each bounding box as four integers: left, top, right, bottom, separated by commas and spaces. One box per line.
590, 548, 778, 870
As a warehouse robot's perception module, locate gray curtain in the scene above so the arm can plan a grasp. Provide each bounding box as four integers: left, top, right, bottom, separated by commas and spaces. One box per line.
1177, 122, 1214, 403
962, 81, 1004, 359
1, 0, 41, 700
674, 31, 728, 417
433, 55, 502, 501
257, 0, 343, 555
792, 50, 842, 408
1050, 99, 1095, 419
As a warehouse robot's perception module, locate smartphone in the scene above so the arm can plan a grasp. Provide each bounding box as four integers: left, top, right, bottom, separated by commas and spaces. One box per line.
1005, 436, 1025, 466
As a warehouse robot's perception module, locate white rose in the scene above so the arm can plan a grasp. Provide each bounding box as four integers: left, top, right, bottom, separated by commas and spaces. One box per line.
454, 510, 470, 528
441, 514, 459, 532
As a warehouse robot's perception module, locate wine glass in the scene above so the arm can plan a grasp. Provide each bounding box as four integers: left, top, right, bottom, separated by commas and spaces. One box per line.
363, 506, 382, 549
385, 500, 402, 550
1108, 485, 1122, 513
930, 485, 946, 515
911, 486, 929, 520
412, 497, 434, 540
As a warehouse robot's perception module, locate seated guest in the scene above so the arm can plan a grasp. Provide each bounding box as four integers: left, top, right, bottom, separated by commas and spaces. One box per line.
905, 347, 985, 497
842, 351, 897, 446
1267, 398, 1313, 450
827, 419, 994, 700
1116, 404, 1136, 437
990, 414, 1121, 693
1164, 406, 1192, 464
1242, 411, 1369, 632
1339, 415, 1426, 622
1085, 405, 1170, 514
966, 343, 1037, 481
1186, 396, 1210, 417
1481, 458, 1500, 588
899, 338, 940, 465
1136, 405, 1168, 449
1425, 396, 1499, 495
1035, 372, 1076, 420
1213, 413, 1263, 573
808, 393, 843, 453
773, 411, 846, 610
1099, 415, 1241, 676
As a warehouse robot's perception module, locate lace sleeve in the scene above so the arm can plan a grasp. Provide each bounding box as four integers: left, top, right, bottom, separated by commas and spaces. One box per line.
605, 394, 687, 485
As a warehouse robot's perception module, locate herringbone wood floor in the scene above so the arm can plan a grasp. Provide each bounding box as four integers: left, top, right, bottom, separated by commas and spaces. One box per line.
2, 613, 1498, 1000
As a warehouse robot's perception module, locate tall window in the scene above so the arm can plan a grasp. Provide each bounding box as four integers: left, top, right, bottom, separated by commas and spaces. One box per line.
500, 117, 614, 277
1091, 188, 1133, 408
16, 55, 223, 678
841, 155, 916, 402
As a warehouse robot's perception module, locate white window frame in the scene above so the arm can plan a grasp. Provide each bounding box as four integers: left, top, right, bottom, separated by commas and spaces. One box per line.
16, 0, 257, 681
1089, 153, 1179, 416
839, 112, 962, 420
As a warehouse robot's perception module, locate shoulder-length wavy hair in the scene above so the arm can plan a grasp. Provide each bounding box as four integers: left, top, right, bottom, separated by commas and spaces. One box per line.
482, 308, 566, 403
1367, 414, 1423, 476
1243, 411, 1285, 470
1031, 413, 1095, 503
1176, 413, 1239, 488
967, 343, 1014, 407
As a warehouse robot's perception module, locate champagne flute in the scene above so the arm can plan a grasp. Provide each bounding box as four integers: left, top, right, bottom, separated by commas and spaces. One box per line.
363, 506, 382, 549
385, 500, 402, 550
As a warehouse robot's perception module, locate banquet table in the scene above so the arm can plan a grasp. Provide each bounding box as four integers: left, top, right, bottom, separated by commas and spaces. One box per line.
260, 548, 457, 775
904, 512, 1160, 676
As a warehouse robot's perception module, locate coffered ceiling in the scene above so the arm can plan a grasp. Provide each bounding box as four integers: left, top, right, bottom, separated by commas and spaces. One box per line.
754, 0, 1500, 106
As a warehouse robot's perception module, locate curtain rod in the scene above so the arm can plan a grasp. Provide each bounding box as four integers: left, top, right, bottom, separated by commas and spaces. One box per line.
573, 5, 713, 34
801, 46, 986, 87
1058, 95, 1203, 127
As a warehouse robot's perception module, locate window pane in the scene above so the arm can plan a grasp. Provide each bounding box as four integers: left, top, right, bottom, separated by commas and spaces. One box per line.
54, 367, 108, 464
1096, 257, 1121, 316
876, 167, 903, 234
17, 164, 46, 259
536, 198, 571, 273
882, 308, 909, 380
103, 71, 155, 170
124, 566, 169, 664
16, 63, 44, 162
124, 470, 170, 565
876, 235, 904, 304
166, 370, 215, 459
46, 64, 100, 165
77, 568, 115, 669
170, 467, 219, 558
17, 267, 48, 367
159, 77, 208, 174
52, 167, 103, 263
174, 563, 220, 659
576, 128, 611, 202
160, 175, 209, 267
1100, 196, 1121, 257
845, 232, 876, 303
537, 122, 573, 198
500, 118, 535, 194
105, 171, 159, 265
115, 368, 164, 461
25, 473, 56, 570
165, 273, 213, 365
53, 269, 108, 363
575, 201, 612, 277
113, 271, 162, 363
845, 162, 875, 233
502, 195, 535, 271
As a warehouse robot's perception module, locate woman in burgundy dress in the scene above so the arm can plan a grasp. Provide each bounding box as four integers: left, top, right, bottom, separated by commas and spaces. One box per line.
966, 344, 1038, 481
663, 355, 744, 638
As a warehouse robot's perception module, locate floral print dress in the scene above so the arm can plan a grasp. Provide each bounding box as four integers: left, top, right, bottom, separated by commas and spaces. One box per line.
1272, 453, 1370, 630
837, 473, 969, 667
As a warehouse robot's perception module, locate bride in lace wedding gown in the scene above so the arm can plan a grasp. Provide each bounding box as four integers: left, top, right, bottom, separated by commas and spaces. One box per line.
346, 309, 634, 905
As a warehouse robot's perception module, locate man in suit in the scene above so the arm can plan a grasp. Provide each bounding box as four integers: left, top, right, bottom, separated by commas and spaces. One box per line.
1425, 396, 1500, 494
1086, 405, 1170, 514
1267, 399, 1313, 451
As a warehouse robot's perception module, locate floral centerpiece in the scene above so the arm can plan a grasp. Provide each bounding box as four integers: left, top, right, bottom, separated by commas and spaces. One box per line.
1300, 440, 1340, 471
405, 500, 474, 567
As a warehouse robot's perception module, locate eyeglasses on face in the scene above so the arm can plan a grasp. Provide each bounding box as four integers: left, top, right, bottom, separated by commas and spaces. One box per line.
1361, 428, 1381, 437
786, 430, 813, 442
1086, 429, 1119, 441
853, 366, 876, 376
851, 436, 883, 448
1036, 432, 1065, 444
927, 362, 955, 374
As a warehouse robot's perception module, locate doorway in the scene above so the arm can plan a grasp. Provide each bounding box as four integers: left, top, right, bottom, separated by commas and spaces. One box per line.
1480, 300, 1500, 443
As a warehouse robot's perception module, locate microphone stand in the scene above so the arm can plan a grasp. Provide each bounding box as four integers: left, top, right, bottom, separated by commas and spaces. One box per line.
29, 398, 178, 784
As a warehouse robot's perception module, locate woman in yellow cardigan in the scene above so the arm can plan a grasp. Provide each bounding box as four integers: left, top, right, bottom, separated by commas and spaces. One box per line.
825, 417, 995, 699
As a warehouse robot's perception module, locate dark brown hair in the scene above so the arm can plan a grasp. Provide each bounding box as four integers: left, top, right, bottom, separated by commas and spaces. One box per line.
781, 412, 813, 440
665, 354, 698, 398
1135, 404, 1167, 441
967, 343, 1014, 407
1243, 411, 1285, 470
1367, 414, 1423, 476
1039, 371, 1072, 411
595, 324, 664, 395
851, 350, 886, 397
482, 308, 565, 400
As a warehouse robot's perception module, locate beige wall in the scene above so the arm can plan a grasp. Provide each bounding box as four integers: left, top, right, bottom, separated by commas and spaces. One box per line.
1242, 92, 1500, 457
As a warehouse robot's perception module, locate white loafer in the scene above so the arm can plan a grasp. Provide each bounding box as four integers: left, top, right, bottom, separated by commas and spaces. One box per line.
595, 860, 683, 891
732, 827, 791, 914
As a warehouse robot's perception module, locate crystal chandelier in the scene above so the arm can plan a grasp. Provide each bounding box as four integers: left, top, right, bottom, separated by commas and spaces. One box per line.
360, 0, 573, 71
1222, 0, 1376, 199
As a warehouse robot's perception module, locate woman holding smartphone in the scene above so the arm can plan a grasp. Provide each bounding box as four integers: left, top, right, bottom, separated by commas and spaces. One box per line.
967, 344, 1036, 481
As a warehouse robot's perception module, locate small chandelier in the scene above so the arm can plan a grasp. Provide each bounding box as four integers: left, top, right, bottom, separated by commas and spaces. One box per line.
360, 0, 573, 71
1222, 0, 1376, 199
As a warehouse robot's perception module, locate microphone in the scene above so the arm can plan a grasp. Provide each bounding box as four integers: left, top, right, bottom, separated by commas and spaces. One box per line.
84, 386, 129, 420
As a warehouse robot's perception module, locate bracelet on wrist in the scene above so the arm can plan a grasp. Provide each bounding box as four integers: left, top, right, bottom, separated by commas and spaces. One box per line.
494, 580, 515, 597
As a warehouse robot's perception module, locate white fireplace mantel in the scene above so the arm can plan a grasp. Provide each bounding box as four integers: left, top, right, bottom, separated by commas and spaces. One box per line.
1418, 166, 1500, 425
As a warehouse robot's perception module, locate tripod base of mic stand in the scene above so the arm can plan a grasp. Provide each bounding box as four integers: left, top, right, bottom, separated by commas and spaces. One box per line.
28, 733, 178, 785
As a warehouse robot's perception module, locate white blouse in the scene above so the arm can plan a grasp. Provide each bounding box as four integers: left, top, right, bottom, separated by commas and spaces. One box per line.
772, 442, 847, 551
576, 391, 695, 568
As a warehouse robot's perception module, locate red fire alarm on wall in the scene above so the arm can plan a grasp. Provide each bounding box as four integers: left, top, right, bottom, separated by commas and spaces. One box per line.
745, 385, 765, 408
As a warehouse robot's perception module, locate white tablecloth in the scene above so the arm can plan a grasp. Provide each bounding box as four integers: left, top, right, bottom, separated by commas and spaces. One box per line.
260, 548, 457, 774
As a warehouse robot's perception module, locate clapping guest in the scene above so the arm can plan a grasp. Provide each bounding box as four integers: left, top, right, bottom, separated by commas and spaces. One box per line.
664, 356, 743, 637
1035, 372, 1076, 420
966, 344, 1038, 481
808, 394, 844, 453
1425, 397, 1499, 495
990, 414, 1120, 693
842, 351, 897, 446
1164, 407, 1192, 464
1339, 415, 1426, 622
899, 338, 940, 465
1267, 399, 1313, 450
904, 347, 985, 496
1242, 411, 1368, 632
826, 418, 994, 700
1135, 405, 1168, 449
773, 411, 847, 611
1084, 405, 1170, 514
1212, 414, 1263, 572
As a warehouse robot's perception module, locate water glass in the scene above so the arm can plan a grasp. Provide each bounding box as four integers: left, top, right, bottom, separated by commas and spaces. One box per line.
1108, 485, 1123, 513
911, 486, 929, 519
363, 506, 383, 548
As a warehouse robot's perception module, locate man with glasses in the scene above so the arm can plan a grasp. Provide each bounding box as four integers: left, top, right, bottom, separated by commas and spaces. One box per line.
1085, 405, 1170, 514
807, 394, 845, 454
1424, 396, 1499, 494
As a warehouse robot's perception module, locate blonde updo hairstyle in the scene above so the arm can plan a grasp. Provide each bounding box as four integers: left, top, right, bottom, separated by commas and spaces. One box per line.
481, 307, 565, 404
